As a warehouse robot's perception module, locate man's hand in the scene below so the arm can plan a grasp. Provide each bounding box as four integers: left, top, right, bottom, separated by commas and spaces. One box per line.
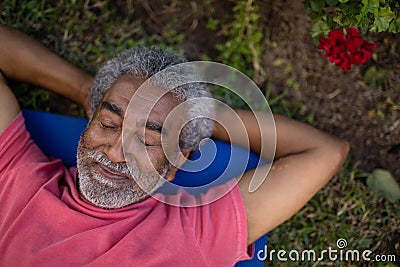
0, 70, 20, 134
213, 107, 350, 245
0, 25, 93, 117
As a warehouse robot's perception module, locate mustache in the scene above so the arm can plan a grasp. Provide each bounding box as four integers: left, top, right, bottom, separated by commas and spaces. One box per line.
88, 150, 133, 177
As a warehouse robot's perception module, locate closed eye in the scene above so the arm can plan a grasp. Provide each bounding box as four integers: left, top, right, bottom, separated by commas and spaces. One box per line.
99, 120, 118, 130
136, 133, 161, 147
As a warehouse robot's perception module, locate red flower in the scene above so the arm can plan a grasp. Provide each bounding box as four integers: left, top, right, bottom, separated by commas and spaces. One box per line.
346, 36, 364, 53
346, 27, 360, 37
317, 27, 377, 70
328, 28, 346, 45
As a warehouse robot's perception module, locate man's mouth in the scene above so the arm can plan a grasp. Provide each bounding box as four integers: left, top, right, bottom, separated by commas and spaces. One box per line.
96, 163, 131, 182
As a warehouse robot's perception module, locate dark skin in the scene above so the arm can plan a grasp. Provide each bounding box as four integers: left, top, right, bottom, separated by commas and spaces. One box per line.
0, 25, 349, 245
83, 74, 188, 183
76, 73, 190, 208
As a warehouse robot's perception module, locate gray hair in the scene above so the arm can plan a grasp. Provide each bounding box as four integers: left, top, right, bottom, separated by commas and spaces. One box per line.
89, 46, 214, 151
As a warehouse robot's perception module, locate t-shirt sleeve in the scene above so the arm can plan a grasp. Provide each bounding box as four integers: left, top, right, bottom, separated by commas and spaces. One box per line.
186, 180, 253, 266
0, 112, 48, 177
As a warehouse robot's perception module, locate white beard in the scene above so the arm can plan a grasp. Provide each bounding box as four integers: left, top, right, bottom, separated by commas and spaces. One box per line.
76, 140, 169, 209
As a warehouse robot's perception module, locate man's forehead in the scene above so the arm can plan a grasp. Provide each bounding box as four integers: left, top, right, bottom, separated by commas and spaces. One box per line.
101, 74, 181, 119
103, 74, 145, 103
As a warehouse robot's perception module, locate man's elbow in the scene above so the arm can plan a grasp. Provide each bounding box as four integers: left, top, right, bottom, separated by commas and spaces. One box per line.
338, 138, 350, 160
329, 138, 350, 171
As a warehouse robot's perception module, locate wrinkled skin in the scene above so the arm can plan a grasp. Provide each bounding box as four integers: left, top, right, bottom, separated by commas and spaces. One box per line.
77, 74, 189, 209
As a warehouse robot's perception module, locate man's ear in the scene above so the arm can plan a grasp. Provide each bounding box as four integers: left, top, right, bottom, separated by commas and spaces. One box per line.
164, 149, 191, 182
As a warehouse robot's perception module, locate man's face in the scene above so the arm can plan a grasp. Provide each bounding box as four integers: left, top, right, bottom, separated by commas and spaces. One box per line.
77, 73, 185, 209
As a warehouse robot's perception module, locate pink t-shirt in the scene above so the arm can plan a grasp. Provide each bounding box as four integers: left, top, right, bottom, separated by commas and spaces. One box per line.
0, 113, 252, 267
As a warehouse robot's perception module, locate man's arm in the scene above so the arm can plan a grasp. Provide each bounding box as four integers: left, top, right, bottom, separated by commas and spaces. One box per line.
213, 108, 350, 245
0, 25, 93, 115
0, 71, 19, 134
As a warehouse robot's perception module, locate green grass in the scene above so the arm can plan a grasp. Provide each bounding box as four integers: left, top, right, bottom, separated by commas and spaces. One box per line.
1, 0, 399, 266
266, 162, 400, 266
1, 0, 183, 115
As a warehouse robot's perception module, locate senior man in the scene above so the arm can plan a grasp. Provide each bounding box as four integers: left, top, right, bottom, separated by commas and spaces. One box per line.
0, 25, 349, 266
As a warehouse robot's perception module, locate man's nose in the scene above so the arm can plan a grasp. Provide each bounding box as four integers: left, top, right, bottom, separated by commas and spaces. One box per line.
104, 133, 125, 163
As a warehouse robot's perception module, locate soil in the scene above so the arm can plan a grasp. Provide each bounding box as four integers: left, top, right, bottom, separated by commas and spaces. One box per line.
133, 0, 399, 182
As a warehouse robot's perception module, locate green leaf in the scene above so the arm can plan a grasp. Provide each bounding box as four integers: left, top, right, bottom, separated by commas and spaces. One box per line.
367, 168, 400, 202
388, 11, 400, 33
326, 14, 337, 29
355, 12, 371, 33
206, 18, 220, 31
361, 0, 380, 14
364, 66, 389, 88
371, 6, 394, 32
310, 0, 326, 12
333, 13, 344, 25
338, 0, 350, 3
310, 19, 330, 42
326, 0, 338, 5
